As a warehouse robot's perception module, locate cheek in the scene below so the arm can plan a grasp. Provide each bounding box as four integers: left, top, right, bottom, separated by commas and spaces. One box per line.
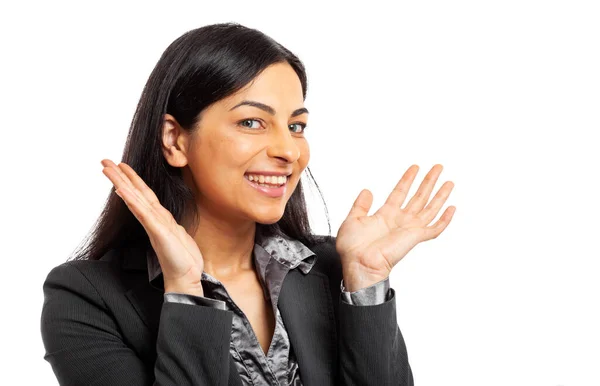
287, 141, 310, 196
298, 140, 310, 169
205, 136, 255, 171
190, 139, 241, 195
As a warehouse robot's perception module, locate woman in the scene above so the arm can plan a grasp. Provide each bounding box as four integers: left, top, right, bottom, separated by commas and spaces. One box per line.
40, 22, 455, 385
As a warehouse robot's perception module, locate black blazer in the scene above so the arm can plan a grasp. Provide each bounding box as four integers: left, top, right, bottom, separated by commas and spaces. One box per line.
41, 236, 414, 386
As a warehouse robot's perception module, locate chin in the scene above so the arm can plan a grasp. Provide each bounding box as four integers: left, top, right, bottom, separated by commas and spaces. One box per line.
250, 206, 286, 225
254, 213, 285, 225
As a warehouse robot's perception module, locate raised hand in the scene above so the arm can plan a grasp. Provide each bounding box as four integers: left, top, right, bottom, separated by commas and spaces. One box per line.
101, 159, 205, 296
336, 164, 456, 292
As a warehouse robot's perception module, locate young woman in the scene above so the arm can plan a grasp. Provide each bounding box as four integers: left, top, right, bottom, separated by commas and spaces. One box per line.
40, 22, 455, 386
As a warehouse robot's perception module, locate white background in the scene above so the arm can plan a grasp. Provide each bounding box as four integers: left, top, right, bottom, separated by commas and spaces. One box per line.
1, 1, 599, 385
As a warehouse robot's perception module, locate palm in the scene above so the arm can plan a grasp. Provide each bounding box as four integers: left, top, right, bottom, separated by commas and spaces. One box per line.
336, 164, 456, 282
101, 159, 204, 287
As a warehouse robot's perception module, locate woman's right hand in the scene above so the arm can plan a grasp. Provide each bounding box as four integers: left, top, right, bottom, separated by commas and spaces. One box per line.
101, 159, 205, 297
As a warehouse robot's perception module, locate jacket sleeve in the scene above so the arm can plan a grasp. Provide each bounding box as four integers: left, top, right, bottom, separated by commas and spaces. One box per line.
338, 287, 414, 386
40, 262, 235, 386
340, 276, 391, 306
164, 292, 227, 309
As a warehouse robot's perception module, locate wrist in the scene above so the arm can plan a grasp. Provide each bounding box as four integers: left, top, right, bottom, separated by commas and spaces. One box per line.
164, 282, 204, 297
342, 265, 389, 293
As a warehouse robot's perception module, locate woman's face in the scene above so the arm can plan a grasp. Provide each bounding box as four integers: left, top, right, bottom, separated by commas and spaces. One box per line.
173, 62, 310, 225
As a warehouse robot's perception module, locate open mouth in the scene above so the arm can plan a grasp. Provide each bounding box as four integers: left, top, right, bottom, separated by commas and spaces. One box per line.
244, 173, 288, 187
243, 173, 290, 198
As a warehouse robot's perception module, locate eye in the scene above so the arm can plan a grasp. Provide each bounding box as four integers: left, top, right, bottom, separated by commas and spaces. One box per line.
289, 122, 307, 134
238, 119, 263, 130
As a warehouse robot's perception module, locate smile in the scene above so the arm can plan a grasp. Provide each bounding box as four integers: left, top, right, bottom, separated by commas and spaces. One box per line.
244, 174, 289, 198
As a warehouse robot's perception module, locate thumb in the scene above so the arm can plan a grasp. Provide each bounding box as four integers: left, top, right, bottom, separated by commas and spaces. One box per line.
346, 189, 373, 219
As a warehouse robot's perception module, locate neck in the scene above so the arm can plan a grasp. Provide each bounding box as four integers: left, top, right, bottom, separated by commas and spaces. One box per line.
185, 207, 257, 280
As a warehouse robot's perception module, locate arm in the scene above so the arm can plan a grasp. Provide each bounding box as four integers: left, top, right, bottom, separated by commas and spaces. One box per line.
41, 263, 235, 386
313, 237, 413, 385
334, 163, 455, 384
338, 287, 414, 386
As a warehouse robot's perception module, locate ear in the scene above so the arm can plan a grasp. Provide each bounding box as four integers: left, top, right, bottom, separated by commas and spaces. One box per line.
161, 113, 190, 168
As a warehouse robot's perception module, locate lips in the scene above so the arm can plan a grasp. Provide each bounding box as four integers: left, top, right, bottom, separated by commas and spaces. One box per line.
244, 174, 288, 198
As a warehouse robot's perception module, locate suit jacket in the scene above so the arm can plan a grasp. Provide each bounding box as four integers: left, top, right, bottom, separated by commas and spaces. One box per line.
40, 236, 414, 386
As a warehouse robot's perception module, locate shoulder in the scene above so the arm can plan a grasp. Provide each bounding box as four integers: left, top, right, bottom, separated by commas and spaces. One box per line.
42, 247, 146, 302
40, 248, 153, 376
41, 247, 151, 349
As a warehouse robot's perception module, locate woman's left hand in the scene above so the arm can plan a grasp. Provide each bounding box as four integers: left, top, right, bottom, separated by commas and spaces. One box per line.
336, 164, 456, 292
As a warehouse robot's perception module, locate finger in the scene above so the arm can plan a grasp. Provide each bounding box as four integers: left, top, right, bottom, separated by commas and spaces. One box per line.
108, 161, 179, 227
379, 164, 419, 212
102, 160, 173, 230
405, 164, 443, 214
420, 181, 455, 224
117, 162, 183, 227
424, 206, 456, 240
114, 185, 164, 237
102, 165, 154, 215
101, 159, 137, 193
118, 162, 161, 206
102, 160, 158, 213
103, 166, 159, 224
346, 189, 373, 219
101, 160, 154, 215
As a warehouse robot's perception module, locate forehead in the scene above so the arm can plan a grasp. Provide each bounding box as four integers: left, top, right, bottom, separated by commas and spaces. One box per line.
219, 62, 304, 111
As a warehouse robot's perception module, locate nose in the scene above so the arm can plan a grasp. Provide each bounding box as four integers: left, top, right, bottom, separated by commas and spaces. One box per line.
266, 124, 301, 164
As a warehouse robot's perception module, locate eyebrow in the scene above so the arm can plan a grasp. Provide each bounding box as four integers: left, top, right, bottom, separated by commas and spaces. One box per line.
229, 100, 309, 117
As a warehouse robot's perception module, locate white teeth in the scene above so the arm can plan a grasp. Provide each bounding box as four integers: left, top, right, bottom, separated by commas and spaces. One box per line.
245, 174, 288, 186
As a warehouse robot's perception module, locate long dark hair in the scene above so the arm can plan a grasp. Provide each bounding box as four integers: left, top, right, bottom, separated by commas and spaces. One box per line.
71, 22, 330, 262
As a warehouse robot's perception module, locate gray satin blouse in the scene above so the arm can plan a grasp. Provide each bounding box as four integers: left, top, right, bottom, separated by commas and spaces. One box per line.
148, 233, 392, 386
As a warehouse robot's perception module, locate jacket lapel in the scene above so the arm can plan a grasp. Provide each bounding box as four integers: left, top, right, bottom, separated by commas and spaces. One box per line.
125, 280, 164, 338
121, 246, 164, 338
278, 268, 338, 386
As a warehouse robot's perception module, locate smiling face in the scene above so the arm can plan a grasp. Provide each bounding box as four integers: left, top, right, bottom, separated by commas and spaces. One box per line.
166, 62, 310, 226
